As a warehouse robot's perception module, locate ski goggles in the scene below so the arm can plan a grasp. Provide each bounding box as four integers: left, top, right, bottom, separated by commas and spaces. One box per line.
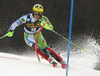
34, 11, 42, 15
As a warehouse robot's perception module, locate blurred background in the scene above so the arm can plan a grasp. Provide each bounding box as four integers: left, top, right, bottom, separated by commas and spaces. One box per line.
0, 0, 100, 70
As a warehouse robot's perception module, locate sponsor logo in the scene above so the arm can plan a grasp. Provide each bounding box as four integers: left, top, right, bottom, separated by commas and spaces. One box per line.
21, 18, 25, 22
17, 20, 23, 25
26, 22, 40, 28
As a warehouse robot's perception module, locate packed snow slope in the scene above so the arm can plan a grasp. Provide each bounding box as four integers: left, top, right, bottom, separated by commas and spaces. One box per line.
0, 52, 100, 76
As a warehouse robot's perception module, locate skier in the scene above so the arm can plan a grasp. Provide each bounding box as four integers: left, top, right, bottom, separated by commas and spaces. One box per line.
6, 4, 66, 69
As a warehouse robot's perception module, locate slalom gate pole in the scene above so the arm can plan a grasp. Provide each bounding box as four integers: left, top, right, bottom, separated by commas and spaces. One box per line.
35, 22, 47, 62
66, 0, 74, 76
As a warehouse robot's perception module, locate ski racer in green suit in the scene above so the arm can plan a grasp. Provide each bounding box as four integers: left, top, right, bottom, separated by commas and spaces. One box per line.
7, 4, 66, 69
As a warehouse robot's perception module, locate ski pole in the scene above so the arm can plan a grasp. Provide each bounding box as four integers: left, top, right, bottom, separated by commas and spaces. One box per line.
0, 30, 14, 39
0, 34, 8, 39
51, 30, 89, 53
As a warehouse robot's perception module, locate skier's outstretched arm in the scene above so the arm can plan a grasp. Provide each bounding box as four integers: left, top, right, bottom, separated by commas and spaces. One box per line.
10, 15, 27, 30
7, 15, 27, 37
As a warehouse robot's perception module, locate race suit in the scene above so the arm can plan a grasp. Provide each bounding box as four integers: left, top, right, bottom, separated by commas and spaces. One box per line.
10, 13, 53, 49
9, 13, 66, 68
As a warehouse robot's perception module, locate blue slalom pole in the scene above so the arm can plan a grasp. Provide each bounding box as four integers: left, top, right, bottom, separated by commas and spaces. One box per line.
66, 0, 74, 76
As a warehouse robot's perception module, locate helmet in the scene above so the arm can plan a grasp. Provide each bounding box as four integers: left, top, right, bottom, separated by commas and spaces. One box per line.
32, 4, 44, 15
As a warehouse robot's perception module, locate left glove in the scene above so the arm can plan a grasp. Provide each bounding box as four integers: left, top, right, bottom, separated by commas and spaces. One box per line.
40, 21, 53, 31
6, 29, 14, 37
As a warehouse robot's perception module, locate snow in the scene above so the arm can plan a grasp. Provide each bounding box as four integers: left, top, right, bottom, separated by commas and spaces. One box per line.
0, 52, 100, 76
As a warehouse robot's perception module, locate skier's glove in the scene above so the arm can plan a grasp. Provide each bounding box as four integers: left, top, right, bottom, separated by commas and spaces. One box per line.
40, 21, 53, 31
6, 29, 14, 37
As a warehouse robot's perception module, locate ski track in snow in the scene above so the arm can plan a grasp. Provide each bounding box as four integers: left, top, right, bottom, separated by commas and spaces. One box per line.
0, 52, 100, 76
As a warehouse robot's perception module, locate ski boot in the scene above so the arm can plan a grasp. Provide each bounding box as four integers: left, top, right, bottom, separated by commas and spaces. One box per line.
48, 57, 58, 67
60, 60, 67, 69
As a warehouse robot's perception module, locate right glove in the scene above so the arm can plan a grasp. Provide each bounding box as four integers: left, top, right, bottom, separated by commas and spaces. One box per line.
6, 29, 14, 37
